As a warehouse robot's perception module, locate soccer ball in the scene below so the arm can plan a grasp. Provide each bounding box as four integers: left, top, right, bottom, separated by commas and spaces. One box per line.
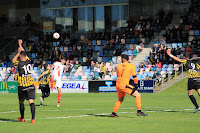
53, 32, 60, 39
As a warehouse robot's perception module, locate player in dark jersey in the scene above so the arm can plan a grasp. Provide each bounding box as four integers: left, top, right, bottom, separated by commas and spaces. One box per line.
167, 49, 200, 113
12, 39, 35, 123
37, 63, 51, 106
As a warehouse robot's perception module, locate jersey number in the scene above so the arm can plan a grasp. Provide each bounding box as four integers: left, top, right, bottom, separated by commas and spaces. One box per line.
56, 66, 61, 76
22, 64, 31, 74
191, 63, 195, 69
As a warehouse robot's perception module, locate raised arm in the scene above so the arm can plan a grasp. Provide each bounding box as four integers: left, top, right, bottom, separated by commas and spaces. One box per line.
166, 49, 182, 62
38, 72, 46, 80
12, 47, 22, 63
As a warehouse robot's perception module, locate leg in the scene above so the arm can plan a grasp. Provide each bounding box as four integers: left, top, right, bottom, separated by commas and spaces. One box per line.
28, 88, 36, 122
19, 100, 25, 119
50, 75, 54, 90
57, 79, 62, 107
112, 97, 124, 113
197, 89, 200, 96
58, 87, 61, 103
188, 89, 199, 109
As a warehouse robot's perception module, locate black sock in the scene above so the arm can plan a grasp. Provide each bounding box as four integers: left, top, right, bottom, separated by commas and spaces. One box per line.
137, 110, 141, 113
19, 103, 25, 119
189, 95, 199, 108
30, 103, 35, 120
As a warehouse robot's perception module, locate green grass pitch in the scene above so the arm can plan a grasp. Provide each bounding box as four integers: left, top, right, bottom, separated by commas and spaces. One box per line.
0, 78, 200, 133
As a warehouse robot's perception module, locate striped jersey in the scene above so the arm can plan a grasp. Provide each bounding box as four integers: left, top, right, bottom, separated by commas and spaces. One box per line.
14, 59, 34, 87
40, 70, 50, 85
181, 59, 200, 78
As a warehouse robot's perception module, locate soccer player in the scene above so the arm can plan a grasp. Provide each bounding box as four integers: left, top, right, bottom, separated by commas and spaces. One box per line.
166, 49, 200, 113
111, 54, 148, 117
12, 39, 35, 123
50, 58, 66, 107
37, 63, 51, 106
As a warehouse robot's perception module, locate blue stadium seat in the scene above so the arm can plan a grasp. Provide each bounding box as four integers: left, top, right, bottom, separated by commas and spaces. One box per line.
104, 51, 108, 56
94, 72, 99, 79
177, 43, 182, 48
78, 57, 83, 62
145, 56, 149, 61
68, 47, 72, 51
93, 57, 97, 62
108, 51, 114, 56
60, 47, 64, 52
131, 38, 135, 43
112, 56, 117, 62
34, 67, 38, 71
65, 72, 69, 77
78, 76, 82, 80
95, 46, 100, 51
83, 52, 88, 57
92, 40, 96, 45
183, 42, 187, 47
162, 68, 167, 71
128, 50, 133, 56
126, 39, 131, 44
53, 42, 57, 47
101, 40, 106, 45
114, 45, 119, 50
195, 30, 199, 36
99, 51, 103, 56
172, 43, 177, 48
72, 76, 77, 80
108, 57, 112, 62
133, 50, 137, 56
32, 53, 36, 58
126, 44, 130, 49
162, 64, 168, 68
83, 66, 87, 70
102, 57, 108, 62
136, 68, 139, 72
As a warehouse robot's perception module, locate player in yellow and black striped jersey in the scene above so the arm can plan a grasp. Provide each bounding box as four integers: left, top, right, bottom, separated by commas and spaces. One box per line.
37, 63, 51, 106
166, 49, 200, 113
12, 39, 35, 123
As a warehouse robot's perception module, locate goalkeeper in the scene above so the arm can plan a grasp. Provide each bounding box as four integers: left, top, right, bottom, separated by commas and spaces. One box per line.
111, 54, 148, 117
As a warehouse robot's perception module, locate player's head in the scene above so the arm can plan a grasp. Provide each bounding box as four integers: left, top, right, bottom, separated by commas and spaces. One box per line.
121, 54, 129, 63
19, 51, 27, 60
45, 63, 50, 70
61, 57, 66, 65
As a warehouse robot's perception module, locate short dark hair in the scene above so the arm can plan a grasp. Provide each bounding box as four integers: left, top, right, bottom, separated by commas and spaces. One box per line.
20, 51, 27, 57
44, 63, 48, 70
121, 54, 129, 61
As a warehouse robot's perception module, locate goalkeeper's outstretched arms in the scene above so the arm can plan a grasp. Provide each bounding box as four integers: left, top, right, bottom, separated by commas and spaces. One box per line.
166, 49, 182, 62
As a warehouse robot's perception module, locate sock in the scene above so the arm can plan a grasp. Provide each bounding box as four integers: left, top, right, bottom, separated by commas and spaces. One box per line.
58, 94, 61, 103
113, 100, 122, 113
50, 78, 54, 88
30, 103, 35, 120
189, 95, 199, 108
19, 103, 25, 119
135, 95, 141, 111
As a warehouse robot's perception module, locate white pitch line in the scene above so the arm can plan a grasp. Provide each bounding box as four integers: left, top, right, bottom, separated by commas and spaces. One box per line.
0, 109, 96, 114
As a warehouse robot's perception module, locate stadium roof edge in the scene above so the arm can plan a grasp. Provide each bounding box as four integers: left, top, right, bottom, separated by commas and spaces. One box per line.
45, 3, 128, 10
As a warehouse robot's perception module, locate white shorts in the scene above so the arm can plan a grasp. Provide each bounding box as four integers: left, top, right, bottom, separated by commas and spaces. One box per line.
54, 78, 62, 89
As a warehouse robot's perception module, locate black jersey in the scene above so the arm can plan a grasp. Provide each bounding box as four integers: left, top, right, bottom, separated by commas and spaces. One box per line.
181, 59, 200, 79
14, 59, 34, 87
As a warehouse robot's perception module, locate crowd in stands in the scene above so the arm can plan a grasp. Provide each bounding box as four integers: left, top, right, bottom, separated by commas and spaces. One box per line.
0, 9, 175, 81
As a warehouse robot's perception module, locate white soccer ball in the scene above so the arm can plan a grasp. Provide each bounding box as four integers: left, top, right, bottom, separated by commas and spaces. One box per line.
53, 32, 60, 39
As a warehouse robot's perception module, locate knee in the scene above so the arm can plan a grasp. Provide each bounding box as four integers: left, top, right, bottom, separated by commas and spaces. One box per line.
19, 101, 24, 104
136, 93, 141, 97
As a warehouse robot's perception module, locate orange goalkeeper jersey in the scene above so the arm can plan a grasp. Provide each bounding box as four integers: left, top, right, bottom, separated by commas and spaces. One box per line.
117, 62, 138, 85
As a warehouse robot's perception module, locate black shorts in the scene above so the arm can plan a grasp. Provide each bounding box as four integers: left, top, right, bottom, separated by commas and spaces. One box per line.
18, 85, 35, 102
188, 78, 200, 90
39, 84, 50, 94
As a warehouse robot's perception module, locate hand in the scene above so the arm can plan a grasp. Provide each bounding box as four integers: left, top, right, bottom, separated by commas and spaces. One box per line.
18, 47, 22, 53
18, 39, 23, 47
166, 49, 171, 56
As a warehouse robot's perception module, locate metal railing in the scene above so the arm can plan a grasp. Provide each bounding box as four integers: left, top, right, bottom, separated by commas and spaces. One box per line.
153, 63, 187, 92
0, 27, 29, 59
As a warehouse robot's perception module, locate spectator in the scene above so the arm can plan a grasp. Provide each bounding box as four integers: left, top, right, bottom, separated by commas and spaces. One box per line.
115, 46, 122, 56
141, 70, 147, 80
137, 71, 142, 80
99, 62, 106, 79
3, 75, 8, 81
155, 59, 162, 68
74, 61, 81, 70
1, 62, 7, 68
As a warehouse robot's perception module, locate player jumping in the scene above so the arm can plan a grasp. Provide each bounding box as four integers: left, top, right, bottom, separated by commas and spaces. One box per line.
12, 39, 35, 123
50, 58, 66, 107
38, 63, 51, 106
166, 49, 200, 113
111, 54, 148, 117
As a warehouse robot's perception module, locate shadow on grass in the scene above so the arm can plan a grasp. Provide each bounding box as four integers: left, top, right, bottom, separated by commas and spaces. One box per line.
0, 118, 19, 122
35, 104, 50, 107
145, 109, 191, 113
87, 114, 135, 118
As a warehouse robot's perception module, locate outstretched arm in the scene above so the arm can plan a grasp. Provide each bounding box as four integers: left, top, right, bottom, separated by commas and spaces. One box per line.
12, 47, 22, 63
166, 49, 182, 62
